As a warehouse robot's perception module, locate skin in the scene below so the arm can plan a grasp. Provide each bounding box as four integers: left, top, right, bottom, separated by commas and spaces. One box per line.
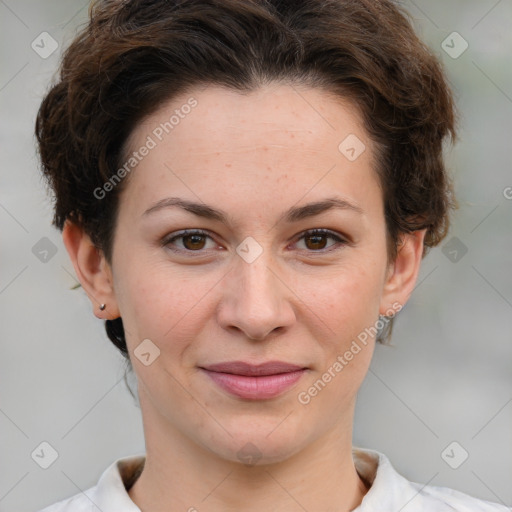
64, 82, 426, 511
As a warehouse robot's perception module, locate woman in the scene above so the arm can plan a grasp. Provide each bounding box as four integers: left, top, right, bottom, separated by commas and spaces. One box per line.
35, 0, 510, 510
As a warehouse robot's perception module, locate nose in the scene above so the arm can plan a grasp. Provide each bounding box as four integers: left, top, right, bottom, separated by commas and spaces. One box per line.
216, 250, 296, 341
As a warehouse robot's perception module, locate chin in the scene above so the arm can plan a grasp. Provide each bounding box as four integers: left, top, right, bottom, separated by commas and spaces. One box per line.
201, 421, 309, 467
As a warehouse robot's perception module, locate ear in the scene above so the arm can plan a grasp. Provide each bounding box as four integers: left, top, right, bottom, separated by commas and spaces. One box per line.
62, 220, 120, 320
379, 229, 426, 315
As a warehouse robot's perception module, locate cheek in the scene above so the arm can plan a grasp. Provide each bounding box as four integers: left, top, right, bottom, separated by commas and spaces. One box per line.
296, 260, 385, 341
116, 262, 220, 353
295, 266, 382, 413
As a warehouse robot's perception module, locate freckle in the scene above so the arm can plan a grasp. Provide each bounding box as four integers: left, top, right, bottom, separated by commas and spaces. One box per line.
225, 163, 232, 168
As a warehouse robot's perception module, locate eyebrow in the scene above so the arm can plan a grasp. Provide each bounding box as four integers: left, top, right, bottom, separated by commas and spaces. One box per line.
142, 196, 364, 224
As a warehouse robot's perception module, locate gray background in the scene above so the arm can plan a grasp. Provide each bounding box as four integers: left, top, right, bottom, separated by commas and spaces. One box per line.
1, 1, 511, 511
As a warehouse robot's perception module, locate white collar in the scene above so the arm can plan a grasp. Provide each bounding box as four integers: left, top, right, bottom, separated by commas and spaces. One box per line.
45, 447, 510, 511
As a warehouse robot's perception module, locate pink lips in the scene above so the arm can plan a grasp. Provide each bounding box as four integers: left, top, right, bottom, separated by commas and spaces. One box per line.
200, 361, 307, 400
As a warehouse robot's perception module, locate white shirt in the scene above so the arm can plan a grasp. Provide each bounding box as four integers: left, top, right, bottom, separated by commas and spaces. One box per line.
37, 447, 511, 511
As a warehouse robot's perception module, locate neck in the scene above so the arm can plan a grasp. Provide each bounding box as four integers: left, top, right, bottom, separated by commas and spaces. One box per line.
129, 395, 368, 512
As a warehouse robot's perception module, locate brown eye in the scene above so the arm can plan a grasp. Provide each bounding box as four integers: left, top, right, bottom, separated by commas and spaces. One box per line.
181, 233, 207, 250
295, 229, 347, 252
304, 233, 328, 250
164, 229, 216, 253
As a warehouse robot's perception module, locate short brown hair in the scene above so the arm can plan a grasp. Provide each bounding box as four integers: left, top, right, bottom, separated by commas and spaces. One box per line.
36, 0, 456, 358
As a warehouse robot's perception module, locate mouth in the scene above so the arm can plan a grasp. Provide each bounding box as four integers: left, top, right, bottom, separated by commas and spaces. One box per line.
199, 361, 308, 400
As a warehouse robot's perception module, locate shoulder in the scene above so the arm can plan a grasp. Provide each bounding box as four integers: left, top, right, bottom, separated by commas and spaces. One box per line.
353, 447, 511, 512
409, 480, 511, 511
35, 454, 145, 512
36, 492, 94, 512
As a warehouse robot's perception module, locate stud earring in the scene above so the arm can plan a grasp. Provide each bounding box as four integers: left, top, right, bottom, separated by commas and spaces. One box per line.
99, 304, 106, 311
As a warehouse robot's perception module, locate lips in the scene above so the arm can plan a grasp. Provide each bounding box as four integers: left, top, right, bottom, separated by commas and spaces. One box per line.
200, 361, 307, 400
202, 361, 305, 376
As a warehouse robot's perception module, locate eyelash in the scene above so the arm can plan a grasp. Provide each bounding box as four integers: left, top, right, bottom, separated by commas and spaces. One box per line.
162, 228, 348, 255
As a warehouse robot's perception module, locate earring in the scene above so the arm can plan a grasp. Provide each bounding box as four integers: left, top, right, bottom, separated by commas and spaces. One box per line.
99, 304, 106, 311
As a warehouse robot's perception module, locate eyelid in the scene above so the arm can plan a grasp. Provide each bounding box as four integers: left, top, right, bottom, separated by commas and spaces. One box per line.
161, 229, 215, 249
291, 228, 350, 252
162, 227, 350, 255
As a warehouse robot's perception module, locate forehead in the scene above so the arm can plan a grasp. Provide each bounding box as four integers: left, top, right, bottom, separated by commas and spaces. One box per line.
119, 83, 381, 220
128, 82, 368, 158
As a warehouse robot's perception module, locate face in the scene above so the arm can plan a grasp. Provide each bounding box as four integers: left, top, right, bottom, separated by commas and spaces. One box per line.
91, 83, 417, 464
